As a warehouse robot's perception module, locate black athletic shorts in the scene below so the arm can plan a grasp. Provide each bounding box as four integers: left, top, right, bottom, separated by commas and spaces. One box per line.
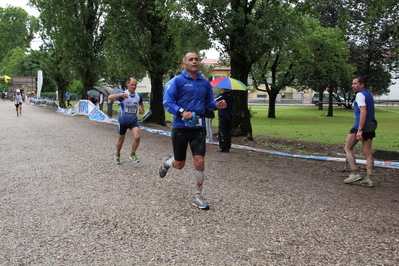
349, 127, 375, 141
172, 127, 206, 161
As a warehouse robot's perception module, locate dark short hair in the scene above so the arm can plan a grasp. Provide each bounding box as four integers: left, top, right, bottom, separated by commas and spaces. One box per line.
355, 76, 367, 87
182, 52, 199, 62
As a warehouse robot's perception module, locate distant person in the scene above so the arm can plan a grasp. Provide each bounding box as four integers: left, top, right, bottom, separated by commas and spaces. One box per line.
204, 108, 215, 142
344, 76, 377, 187
13, 89, 23, 116
215, 88, 234, 152
88, 96, 97, 105
66, 92, 72, 107
108, 78, 145, 164
158, 52, 227, 210
98, 93, 104, 110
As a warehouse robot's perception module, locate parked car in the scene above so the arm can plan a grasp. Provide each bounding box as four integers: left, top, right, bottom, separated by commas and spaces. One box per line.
311, 93, 345, 106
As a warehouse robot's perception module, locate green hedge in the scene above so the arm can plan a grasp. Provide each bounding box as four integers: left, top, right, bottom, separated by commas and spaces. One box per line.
39, 92, 81, 100
40, 92, 57, 99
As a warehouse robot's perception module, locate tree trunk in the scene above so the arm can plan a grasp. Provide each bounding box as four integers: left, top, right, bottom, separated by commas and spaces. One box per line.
267, 90, 278, 118
145, 74, 166, 126
327, 88, 333, 117
230, 57, 253, 140
56, 79, 68, 108
318, 89, 324, 110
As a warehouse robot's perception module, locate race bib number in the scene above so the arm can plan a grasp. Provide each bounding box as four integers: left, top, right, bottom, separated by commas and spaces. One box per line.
125, 105, 137, 114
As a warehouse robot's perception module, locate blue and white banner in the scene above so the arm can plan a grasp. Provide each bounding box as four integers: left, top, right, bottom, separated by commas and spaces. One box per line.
56, 100, 399, 170
229, 144, 399, 169
56, 100, 119, 125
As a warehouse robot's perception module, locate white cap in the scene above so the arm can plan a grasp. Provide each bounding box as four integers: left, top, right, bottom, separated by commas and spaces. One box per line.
16, 89, 20, 92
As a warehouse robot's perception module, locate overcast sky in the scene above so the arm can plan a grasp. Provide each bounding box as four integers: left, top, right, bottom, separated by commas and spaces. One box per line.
1, 0, 40, 16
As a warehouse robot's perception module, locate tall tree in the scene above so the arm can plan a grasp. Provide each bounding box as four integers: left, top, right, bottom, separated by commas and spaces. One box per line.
311, 0, 399, 98
292, 24, 355, 116
40, 43, 73, 107
186, 0, 261, 139
0, 47, 26, 77
347, 0, 399, 94
250, 4, 308, 118
21, 50, 57, 93
185, 0, 309, 139
104, 0, 211, 125
0, 6, 38, 62
30, 0, 106, 94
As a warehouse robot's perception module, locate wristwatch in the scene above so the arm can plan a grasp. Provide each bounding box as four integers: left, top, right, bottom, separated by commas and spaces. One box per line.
358, 128, 363, 131
178, 108, 185, 115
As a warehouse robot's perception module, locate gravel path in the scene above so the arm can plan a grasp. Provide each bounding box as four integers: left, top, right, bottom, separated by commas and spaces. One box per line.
1, 100, 399, 265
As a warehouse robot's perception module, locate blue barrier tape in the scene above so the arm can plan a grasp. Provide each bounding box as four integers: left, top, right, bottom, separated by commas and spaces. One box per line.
56, 101, 399, 170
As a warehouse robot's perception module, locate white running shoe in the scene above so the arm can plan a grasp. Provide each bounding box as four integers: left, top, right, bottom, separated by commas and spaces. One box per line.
192, 196, 210, 210
158, 155, 171, 178
344, 173, 362, 183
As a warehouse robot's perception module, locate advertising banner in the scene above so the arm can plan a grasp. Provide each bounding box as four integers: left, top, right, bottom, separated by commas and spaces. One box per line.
56, 100, 119, 125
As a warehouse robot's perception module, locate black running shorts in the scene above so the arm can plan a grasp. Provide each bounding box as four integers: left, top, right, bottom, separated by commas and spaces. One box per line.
349, 127, 375, 141
172, 127, 206, 161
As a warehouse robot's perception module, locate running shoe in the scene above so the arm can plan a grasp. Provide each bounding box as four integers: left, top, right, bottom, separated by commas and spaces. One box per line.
360, 178, 374, 187
130, 154, 140, 163
192, 196, 210, 210
158, 155, 171, 178
114, 155, 121, 165
344, 173, 362, 183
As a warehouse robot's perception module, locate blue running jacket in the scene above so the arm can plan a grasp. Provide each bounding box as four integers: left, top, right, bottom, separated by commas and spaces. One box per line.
163, 70, 219, 129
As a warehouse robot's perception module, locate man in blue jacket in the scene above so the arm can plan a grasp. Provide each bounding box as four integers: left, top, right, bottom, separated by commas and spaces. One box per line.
159, 52, 227, 209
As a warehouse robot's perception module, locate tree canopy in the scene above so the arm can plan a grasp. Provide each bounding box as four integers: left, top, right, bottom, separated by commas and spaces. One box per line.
250, 4, 310, 118
311, 0, 399, 96
3, 0, 398, 129
185, 0, 289, 139
30, 0, 106, 100
292, 22, 355, 115
0, 6, 38, 63
104, 0, 211, 125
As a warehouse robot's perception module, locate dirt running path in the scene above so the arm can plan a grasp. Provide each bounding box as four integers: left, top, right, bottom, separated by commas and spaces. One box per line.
1, 100, 398, 265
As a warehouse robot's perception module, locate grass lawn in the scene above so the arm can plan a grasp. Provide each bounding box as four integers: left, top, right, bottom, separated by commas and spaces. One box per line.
104, 103, 399, 151
247, 105, 399, 151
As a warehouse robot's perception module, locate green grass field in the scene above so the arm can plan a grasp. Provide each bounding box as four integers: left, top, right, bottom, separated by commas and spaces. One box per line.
247, 105, 399, 151
104, 103, 399, 151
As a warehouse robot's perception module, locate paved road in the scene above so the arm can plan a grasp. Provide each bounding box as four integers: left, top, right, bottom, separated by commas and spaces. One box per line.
1, 100, 399, 265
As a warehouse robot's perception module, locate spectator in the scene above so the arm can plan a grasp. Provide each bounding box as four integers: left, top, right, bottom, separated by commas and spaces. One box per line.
215, 88, 235, 152
66, 92, 72, 107
343, 76, 377, 187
